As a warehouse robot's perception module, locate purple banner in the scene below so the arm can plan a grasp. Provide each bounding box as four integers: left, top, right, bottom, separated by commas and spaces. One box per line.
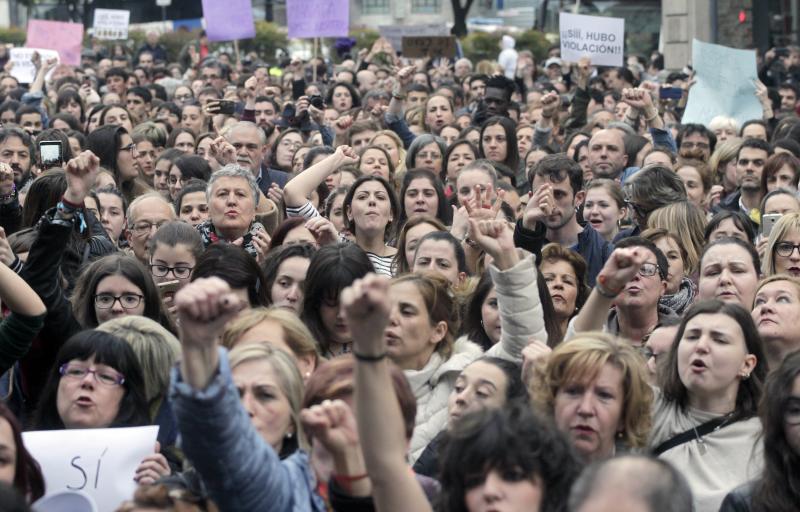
287, 0, 350, 39
201, 0, 256, 42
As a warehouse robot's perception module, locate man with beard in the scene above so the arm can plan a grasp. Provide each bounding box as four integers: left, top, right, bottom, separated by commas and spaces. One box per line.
715, 138, 772, 225
514, 154, 613, 286
676, 123, 716, 161
0, 127, 33, 234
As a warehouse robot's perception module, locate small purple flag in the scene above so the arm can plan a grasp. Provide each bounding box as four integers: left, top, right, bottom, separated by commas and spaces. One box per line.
201, 0, 256, 42
287, 0, 350, 39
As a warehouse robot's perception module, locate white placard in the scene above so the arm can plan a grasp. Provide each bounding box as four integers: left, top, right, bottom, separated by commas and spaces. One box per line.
23, 426, 159, 512
93, 8, 130, 40
559, 12, 625, 67
8, 48, 60, 84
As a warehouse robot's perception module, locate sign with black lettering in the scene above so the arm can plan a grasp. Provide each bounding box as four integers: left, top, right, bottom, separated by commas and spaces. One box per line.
402, 36, 457, 58
559, 12, 624, 67
23, 426, 159, 511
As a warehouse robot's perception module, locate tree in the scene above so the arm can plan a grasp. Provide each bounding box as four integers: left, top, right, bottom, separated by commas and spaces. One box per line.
451, 0, 476, 38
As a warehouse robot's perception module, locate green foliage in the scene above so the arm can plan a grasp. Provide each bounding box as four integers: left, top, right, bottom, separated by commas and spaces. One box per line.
461, 31, 501, 64
515, 29, 552, 62
239, 21, 289, 64
349, 27, 380, 54
0, 27, 26, 46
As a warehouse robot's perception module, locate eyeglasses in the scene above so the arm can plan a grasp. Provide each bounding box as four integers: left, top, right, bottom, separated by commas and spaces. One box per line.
94, 293, 143, 309
201, 74, 220, 80
120, 143, 138, 157
150, 264, 193, 279
175, 94, 193, 101
680, 141, 710, 150
59, 363, 125, 387
417, 152, 442, 161
131, 220, 169, 235
776, 242, 800, 257
279, 140, 302, 150
638, 262, 660, 278
785, 398, 800, 426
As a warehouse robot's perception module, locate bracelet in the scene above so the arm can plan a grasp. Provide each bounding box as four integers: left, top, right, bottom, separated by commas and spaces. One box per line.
353, 351, 387, 362
643, 109, 659, 122
60, 195, 84, 210
0, 182, 16, 202
392, 92, 406, 100
595, 275, 622, 299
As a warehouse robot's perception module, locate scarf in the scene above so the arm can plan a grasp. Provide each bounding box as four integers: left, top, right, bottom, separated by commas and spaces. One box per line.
196, 219, 265, 259
659, 277, 696, 316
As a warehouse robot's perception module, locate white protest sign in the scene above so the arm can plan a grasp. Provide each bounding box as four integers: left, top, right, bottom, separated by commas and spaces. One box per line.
8, 48, 60, 84
559, 12, 624, 67
93, 9, 130, 40
23, 426, 159, 512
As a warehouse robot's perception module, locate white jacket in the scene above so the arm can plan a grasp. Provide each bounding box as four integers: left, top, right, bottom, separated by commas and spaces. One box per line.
406, 254, 547, 462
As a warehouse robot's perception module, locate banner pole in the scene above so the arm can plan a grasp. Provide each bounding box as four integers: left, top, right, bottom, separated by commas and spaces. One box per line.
312, 37, 318, 82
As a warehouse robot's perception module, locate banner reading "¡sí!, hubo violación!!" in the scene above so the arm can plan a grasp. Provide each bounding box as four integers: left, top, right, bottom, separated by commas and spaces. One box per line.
201, 0, 256, 42
23, 426, 159, 512
287, 0, 349, 39
25, 19, 84, 66
559, 12, 624, 67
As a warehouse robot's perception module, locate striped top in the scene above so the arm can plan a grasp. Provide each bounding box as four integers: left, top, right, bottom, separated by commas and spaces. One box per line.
367, 252, 395, 276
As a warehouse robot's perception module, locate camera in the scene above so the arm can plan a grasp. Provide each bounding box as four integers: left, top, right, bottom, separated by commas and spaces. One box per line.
309, 95, 325, 110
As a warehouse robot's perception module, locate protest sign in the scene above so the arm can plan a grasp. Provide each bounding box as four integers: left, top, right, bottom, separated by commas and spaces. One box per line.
93, 9, 130, 40
201, 0, 256, 41
287, 0, 349, 39
379, 24, 449, 54
682, 39, 762, 128
23, 426, 159, 512
402, 36, 457, 58
8, 48, 60, 84
559, 12, 624, 67
26, 20, 83, 66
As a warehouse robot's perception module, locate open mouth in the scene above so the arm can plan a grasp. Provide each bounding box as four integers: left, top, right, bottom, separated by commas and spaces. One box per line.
690, 359, 707, 372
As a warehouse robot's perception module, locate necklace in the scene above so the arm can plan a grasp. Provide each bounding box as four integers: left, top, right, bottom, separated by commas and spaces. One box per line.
692, 411, 736, 455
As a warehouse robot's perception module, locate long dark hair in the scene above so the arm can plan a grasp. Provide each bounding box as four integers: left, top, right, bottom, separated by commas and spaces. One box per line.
301, 243, 373, 353
70, 253, 171, 330
0, 403, 44, 501
343, 174, 399, 241
191, 244, 269, 307
660, 300, 766, 416
33, 330, 149, 430
87, 124, 149, 202
479, 116, 520, 172
398, 168, 451, 226
751, 350, 800, 511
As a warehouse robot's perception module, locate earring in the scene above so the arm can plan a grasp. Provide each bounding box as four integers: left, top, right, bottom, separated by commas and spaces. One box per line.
741, 372, 751, 380
285, 431, 294, 439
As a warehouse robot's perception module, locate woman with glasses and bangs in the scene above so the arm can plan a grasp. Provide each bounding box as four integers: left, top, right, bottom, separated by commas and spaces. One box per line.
32, 330, 171, 485
762, 212, 800, 278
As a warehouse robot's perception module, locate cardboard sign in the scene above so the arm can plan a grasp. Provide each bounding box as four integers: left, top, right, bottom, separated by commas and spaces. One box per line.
8, 48, 60, 84
379, 24, 449, 54
25, 20, 84, 66
559, 12, 624, 67
402, 36, 457, 58
201, 0, 256, 41
683, 39, 763, 127
23, 426, 159, 512
287, 0, 349, 38
93, 9, 130, 40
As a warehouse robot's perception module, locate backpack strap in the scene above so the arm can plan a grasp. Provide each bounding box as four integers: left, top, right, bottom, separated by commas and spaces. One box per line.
652, 415, 735, 456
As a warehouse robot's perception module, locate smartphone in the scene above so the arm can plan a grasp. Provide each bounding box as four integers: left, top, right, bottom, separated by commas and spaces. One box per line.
157, 280, 181, 299
207, 100, 236, 115
762, 213, 782, 237
659, 87, 683, 100
39, 141, 62, 169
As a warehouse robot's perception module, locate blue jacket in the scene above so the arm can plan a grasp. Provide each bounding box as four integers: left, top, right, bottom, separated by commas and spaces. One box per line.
513, 220, 613, 286
171, 349, 325, 512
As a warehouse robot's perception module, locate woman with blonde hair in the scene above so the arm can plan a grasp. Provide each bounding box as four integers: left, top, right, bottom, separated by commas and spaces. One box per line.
708, 138, 743, 205
751, 274, 800, 369
642, 228, 697, 315
96, 316, 182, 449
228, 344, 308, 458
647, 200, 707, 277
369, 129, 407, 175
762, 212, 800, 277
221, 307, 321, 380
531, 332, 653, 463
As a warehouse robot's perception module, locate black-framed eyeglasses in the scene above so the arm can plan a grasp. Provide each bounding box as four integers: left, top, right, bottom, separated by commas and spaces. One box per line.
131, 220, 169, 235
94, 293, 143, 309
59, 363, 125, 387
775, 242, 800, 258
150, 264, 193, 279
121, 143, 137, 154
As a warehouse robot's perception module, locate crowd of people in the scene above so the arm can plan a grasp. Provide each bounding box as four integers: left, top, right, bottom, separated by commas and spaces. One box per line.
0, 26, 798, 511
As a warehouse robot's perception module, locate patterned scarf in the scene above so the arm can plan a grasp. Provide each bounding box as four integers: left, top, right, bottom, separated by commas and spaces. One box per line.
659, 277, 696, 316
196, 219, 265, 259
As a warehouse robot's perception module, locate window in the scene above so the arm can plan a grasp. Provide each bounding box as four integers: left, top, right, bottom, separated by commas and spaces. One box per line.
362, 0, 390, 14
412, 0, 440, 13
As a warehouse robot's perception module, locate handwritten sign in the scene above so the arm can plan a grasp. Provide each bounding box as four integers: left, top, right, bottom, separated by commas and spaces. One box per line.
8, 48, 60, 84
402, 36, 457, 58
25, 19, 84, 66
559, 12, 624, 67
379, 24, 449, 54
201, 0, 256, 41
23, 426, 159, 512
93, 9, 130, 40
682, 39, 762, 127
287, 0, 349, 38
